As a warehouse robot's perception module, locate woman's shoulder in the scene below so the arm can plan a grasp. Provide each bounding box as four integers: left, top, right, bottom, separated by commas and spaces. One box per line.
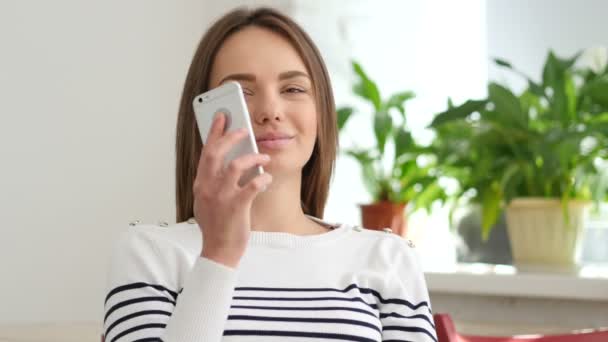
112, 219, 202, 257
105, 220, 202, 290
350, 224, 417, 252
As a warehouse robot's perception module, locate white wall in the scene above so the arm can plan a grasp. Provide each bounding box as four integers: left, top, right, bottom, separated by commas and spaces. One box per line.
486, 0, 608, 89
0, 0, 206, 323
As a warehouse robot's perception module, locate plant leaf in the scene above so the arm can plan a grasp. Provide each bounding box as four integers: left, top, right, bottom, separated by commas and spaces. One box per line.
336, 107, 354, 131
385, 91, 415, 120
430, 100, 488, 127
413, 180, 445, 213
394, 127, 414, 161
352, 61, 382, 111
374, 112, 393, 154
583, 75, 608, 107
494, 57, 512, 68
488, 82, 526, 128
345, 149, 380, 200
481, 182, 502, 241
494, 57, 544, 96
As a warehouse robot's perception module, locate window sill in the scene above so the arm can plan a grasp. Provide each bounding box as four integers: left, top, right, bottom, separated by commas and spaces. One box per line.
424, 263, 608, 302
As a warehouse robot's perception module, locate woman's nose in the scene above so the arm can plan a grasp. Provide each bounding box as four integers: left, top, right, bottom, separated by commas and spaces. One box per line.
252, 92, 284, 124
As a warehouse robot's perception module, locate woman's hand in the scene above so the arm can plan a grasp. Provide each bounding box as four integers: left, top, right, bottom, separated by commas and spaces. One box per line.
193, 113, 272, 268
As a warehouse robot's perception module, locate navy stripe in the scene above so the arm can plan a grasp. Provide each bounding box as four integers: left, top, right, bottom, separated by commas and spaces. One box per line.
105, 297, 175, 323
228, 314, 381, 333
110, 323, 166, 342
231, 304, 378, 318
105, 283, 178, 304
380, 312, 435, 329
233, 295, 378, 310
383, 325, 437, 342
236, 284, 430, 312
223, 330, 378, 342
105, 310, 171, 337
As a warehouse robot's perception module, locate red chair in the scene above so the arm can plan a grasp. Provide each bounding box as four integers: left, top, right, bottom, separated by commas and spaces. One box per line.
433, 313, 608, 342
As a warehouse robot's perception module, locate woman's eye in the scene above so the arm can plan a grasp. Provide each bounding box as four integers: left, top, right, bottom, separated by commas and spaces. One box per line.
242, 89, 254, 96
284, 87, 305, 94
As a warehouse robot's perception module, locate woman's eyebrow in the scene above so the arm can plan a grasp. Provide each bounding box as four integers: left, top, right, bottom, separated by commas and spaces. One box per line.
219, 71, 310, 85
278, 70, 310, 81
219, 73, 256, 84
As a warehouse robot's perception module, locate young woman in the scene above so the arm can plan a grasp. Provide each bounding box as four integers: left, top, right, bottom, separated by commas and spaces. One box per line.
103, 7, 437, 342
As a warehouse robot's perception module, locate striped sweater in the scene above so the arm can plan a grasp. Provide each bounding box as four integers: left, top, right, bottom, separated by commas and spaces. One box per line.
103, 215, 437, 342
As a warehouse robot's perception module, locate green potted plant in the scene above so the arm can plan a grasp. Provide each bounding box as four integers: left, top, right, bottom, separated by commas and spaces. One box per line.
430, 48, 608, 271
337, 61, 446, 237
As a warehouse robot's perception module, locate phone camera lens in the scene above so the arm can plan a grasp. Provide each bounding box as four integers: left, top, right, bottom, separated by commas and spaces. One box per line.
198, 98, 203, 103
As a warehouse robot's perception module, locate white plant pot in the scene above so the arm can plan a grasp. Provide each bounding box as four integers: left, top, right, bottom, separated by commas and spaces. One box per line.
505, 198, 590, 272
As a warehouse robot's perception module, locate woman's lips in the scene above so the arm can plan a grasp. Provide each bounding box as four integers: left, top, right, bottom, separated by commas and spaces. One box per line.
256, 137, 293, 150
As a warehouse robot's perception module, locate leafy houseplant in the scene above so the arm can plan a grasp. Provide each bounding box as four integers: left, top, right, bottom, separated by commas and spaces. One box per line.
430, 49, 608, 270
338, 61, 446, 236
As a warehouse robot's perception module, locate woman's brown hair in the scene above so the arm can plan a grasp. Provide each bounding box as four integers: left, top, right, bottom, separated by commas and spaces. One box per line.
175, 7, 337, 223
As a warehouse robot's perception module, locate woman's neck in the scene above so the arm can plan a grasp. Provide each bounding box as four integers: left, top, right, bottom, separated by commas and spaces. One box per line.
250, 172, 328, 235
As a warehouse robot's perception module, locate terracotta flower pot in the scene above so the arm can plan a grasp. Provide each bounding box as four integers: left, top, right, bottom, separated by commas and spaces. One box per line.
359, 201, 408, 238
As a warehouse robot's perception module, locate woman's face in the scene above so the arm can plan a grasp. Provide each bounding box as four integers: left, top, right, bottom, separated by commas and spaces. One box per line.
209, 26, 317, 177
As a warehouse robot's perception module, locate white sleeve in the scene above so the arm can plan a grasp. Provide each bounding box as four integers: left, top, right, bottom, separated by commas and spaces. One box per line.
378, 239, 438, 342
103, 226, 239, 342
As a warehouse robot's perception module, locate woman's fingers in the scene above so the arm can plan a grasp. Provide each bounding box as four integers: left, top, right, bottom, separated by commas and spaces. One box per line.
205, 112, 226, 144
200, 113, 249, 175
210, 128, 249, 163
224, 153, 271, 186
240, 172, 273, 201
195, 113, 226, 182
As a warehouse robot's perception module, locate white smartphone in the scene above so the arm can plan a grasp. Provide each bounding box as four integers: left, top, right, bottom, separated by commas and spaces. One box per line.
192, 81, 263, 186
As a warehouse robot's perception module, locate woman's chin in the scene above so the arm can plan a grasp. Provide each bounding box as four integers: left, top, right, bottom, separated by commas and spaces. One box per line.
260, 158, 303, 175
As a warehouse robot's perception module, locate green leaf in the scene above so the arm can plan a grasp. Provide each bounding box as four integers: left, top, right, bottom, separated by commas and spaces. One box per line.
414, 180, 444, 213
494, 57, 512, 68
374, 112, 393, 154
488, 82, 526, 127
447, 97, 455, 109
345, 149, 380, 200
480, 183, 502, 241
519, 89, 542, 115
500, 162, 521, 190
542, 51, 562, 89
352, 61, 382, 111
528, 79, 546, 97
384, 91, 415, 120
494, 57, 544, 96
345, 148, 375, 164
398, 159, 418, 184
336, 107, 354, 131
394, 127, 414, 161
564, 72, 577, 121
362, 162, 380, 200
542, 50, 580, 88
430, 100, 488, 127
588, 112, 608, 123
584, 76, 608, 107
